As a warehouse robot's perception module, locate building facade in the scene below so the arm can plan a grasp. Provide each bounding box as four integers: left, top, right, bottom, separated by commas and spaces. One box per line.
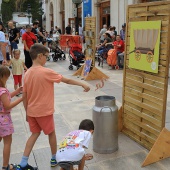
44, 0, 167, 35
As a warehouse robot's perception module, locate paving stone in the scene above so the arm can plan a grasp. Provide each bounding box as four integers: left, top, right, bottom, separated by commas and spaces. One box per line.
101, 151, 166, 170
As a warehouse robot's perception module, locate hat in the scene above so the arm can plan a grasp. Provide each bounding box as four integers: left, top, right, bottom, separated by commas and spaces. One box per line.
122, 23, 126, 27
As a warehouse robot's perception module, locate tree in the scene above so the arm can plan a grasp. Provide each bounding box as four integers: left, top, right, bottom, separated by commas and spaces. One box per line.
1, 0, 15, 26
22, 0, 44, 25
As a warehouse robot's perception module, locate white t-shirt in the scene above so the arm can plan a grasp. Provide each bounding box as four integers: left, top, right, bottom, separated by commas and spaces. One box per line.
0, 31, 5, 61
79, 27, 83, 35
56, 130, 91, 162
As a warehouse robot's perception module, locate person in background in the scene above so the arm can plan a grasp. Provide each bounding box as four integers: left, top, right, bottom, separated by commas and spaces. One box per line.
31, 22, 46, 42
79, 24, 83, 42
55, 26, 61, 34
5, 34, 11, 64
65, 24, 72, 35
22, 25, 38, 68
0, 22, 7, 62
99, 24, 107, 43
120, 23, 126, 41
6, 49, 27, 94
50, 27, 54, 36
113, 26, 117, 37
113, 35, 125, 69
20, 26, 26, 38
8, 21, 19, 58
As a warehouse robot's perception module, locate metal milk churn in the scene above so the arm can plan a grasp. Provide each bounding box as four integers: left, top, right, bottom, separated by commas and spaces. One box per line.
93, 96, 118, 154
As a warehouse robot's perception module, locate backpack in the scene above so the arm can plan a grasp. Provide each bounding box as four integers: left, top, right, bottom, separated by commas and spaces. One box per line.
107, 49, 117, 66
31, 28, 38, 37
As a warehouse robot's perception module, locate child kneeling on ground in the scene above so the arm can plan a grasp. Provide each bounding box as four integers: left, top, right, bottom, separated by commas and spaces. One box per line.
56, 119, 94, 170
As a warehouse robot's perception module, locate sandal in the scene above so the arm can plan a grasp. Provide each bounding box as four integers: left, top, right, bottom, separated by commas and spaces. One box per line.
2, 164, 17, 170
85, 153, 93, 161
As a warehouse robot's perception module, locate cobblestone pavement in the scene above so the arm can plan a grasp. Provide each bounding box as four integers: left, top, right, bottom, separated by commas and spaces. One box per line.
0, 42, 170, 170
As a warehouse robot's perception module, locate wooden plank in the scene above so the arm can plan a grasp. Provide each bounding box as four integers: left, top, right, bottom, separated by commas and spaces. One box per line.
126, 79, 164, 94
124, 112, 160, 136
125, 86, 163, 103
122, 128, 152, 150
124, 96, 163, 117
124, 121, 156, 144
126, 73, 164, 89
124, 88, 163, 108
124, 104, 162, 127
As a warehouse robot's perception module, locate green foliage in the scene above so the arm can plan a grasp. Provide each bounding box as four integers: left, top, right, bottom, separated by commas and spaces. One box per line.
23, 0, 44, 23
1, 0, 15, 26
1, 0, 44, 26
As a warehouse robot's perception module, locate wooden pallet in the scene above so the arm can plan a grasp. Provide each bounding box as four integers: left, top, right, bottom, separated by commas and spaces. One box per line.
74, 17, 108, 80
122, 1, 170, 150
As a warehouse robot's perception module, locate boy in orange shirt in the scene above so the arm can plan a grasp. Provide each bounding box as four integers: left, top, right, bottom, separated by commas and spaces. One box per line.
16, 43, 90, 170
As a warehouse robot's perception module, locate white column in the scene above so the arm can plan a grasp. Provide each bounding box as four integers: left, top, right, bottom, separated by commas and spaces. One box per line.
110, 0, 119, 31
64, 0, 73, 27
56, 0, 62, 29
45, 1, 50, 32
53, 0, 57, 28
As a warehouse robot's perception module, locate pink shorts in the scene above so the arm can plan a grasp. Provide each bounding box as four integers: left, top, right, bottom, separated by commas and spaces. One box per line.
27, 114, 55, 135
0, 114, 14, 137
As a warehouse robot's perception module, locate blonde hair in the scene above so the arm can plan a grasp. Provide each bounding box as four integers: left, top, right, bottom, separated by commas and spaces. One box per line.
13, 49, 21, 58
0, 66, 10, 87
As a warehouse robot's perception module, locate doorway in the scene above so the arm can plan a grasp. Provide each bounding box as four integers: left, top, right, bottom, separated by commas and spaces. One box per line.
100, 1, 110, 29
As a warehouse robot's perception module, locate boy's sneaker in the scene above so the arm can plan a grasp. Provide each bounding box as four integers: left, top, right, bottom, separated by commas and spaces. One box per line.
16, 164, 38, 170
50, 159, 58, 167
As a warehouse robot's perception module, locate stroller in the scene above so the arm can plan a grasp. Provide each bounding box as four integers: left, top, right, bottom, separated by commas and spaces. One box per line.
48, 40, 66, 62
68, 44, 85, 70
97, 44, 113, 67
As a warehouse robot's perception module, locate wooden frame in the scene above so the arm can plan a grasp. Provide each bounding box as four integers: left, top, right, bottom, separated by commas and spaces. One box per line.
122, 1, 170, 150
73, 17, 109, 81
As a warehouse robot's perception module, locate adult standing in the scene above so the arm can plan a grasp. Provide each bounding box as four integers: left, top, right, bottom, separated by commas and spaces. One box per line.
120, 23, 126, 41
99, 24, 107, 43
0, 22, 7, 63
20, 26, 26, 37
22, 25, 37, 68
55, 26, 61, 34
79, 24, 83, 42
8, 21, 19, 58
31, 22, 46, 42
65, 24, 72, 35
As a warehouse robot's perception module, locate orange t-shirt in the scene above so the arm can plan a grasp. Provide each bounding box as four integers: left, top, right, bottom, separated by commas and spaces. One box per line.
23, 66, 63, 117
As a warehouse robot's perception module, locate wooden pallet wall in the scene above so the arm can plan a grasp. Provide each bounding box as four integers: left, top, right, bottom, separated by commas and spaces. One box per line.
122, 1, 170, 150
84, 17, 96, 67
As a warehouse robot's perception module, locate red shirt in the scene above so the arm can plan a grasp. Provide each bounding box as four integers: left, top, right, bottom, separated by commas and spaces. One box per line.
22, 32, 37, 50
113, 40, 124, 52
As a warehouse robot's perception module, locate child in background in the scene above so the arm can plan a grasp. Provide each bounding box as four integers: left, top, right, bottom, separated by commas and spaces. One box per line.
5, 34, 11, 63
16, 43, 90, 170
6, 50, 27, 95
56, 119, 94, 170
42, 39, 51, 61
0, 66, 23, 170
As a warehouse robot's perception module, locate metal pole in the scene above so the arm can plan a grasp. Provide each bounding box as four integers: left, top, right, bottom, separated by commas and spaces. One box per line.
75, 3, 79, 35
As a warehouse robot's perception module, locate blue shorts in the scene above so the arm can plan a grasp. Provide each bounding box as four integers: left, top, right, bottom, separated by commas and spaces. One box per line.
11, 41, 18, 50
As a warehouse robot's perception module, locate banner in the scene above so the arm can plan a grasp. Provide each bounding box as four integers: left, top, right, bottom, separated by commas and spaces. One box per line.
82, 0, 92, 26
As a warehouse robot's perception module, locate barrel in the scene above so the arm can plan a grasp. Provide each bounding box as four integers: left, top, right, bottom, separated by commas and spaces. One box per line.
93, 95, 118, 154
